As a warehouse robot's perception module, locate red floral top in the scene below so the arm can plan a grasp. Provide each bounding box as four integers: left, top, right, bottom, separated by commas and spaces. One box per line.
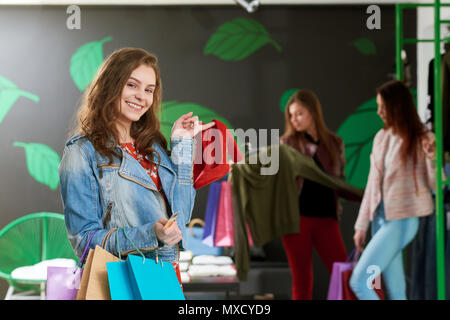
119, 142, 163, 193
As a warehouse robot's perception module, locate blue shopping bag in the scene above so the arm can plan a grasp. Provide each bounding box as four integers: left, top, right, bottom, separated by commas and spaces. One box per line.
128, 254, 184, 300
106, 229, 184, 300
107, 255, 185, 300
106, 260, 139, 300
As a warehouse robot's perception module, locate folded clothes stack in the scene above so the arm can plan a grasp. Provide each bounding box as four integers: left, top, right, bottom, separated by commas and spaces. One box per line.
178, 252, 237, 281
179, 250, 194, 262
191, 255, 233, 265
187, 264, 237, 278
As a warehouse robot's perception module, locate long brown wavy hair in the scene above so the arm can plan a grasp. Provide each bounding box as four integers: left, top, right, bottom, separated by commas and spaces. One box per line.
74, 47, 168, 164
377, 80, 426, 165
280, 89, 337, 166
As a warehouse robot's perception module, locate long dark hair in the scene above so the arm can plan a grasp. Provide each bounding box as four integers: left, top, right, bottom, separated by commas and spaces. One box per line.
280, 89, 337, 166
377, 80, 427, 191
74, 47, 168, 164
377, 80, 426, 164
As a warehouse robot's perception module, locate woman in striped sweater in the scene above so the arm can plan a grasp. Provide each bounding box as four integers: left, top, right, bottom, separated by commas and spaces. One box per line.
350, 80, 438, 300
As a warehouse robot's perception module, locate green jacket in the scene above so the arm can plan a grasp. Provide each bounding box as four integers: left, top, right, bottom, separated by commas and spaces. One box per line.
231, 144, 363, 280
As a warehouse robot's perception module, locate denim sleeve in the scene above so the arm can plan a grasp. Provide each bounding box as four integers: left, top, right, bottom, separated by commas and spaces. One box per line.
170, 137, 196, 226
59, 143, 159, 258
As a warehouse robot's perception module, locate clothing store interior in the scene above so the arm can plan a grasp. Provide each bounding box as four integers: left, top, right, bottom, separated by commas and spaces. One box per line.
0, 0, 450, 301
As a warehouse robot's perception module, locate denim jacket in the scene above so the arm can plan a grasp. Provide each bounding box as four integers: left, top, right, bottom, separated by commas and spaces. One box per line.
58, 134, 196, 263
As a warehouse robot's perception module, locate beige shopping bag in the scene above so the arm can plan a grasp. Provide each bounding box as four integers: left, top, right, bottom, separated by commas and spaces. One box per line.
75, 248, 94, 300
76, 228, 121, 300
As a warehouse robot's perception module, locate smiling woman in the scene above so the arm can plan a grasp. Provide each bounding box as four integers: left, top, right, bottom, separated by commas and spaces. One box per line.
58, 47, 214, 293
73, 48, 166, 163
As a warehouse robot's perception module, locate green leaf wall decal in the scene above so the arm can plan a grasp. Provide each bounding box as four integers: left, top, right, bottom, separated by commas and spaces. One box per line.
337, 97, 382, 189
0, 75, 39, 124
70, 36, 112, 91
351, 38, 376, 55
13, 142, 61, 190
279, 88, 298, 112
160, 101, 233, 139
204, 18, 281, 61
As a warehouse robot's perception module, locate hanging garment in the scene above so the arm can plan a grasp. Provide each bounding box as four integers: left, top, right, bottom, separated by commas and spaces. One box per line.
409, 203, 450, 299
281, 133, 362, 220
409, 163, 450, 299
426, 52, 450, 154
230, 144, 364, 281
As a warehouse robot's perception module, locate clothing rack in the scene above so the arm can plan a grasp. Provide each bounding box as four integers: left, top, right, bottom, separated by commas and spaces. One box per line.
396, 1, 450, 300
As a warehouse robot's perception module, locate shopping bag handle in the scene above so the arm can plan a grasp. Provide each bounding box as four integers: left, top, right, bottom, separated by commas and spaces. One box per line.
101, 227, 117, 249
75, 229, 98, 270
345, 248, 362, 263
188, 218, 205, 237
115, 228, 148, 264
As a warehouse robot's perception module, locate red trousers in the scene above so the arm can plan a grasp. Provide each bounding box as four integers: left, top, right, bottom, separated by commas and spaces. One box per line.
281, 216, 347, 300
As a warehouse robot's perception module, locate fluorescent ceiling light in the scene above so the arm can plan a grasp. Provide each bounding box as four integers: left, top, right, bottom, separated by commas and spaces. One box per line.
1, 0, 444, 5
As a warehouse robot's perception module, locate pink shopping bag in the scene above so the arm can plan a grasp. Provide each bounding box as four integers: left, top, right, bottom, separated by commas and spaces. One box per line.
327, 259, 355, 300
214, 181, 253, 247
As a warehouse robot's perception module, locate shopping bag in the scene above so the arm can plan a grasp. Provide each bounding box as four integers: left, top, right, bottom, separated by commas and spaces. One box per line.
342, 268, 385, 300
81, 245, 121, 300
193, 119, 244, 189
75, 248, 94, 300
128, 254, 184, 300
326, 258, 355, 300
46, 230, 97, 300
107, 229, 185, 300
107, 228, 185, 300
202, 181, 222, 247
76, 228, 121, 300
106, 260, 139, 300
214, 181, 234, 247
46, 265, 83, 300
214, 181, 254, 247
186, 218, 224, 256
327, 248, 385, 300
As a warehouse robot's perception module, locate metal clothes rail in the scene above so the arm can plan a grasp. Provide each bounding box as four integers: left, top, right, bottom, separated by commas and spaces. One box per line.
396, 1, 450, 300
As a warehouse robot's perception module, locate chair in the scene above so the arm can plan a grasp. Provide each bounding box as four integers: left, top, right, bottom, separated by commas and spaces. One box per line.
0, 212, 78, 300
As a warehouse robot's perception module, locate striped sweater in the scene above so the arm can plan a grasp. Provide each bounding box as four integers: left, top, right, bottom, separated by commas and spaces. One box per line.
354, 128, 437, 231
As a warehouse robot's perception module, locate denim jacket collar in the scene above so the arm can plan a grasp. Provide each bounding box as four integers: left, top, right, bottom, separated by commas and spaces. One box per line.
67, 133, 177, 192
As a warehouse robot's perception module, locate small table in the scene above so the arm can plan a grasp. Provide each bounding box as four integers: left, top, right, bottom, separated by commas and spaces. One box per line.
182, 276, 240, 299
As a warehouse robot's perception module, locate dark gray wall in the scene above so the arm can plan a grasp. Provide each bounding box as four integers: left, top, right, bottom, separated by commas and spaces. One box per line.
0, 5, 416, 299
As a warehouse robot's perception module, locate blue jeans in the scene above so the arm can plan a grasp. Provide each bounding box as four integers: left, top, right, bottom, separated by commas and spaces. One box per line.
350, 201, 419, 300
